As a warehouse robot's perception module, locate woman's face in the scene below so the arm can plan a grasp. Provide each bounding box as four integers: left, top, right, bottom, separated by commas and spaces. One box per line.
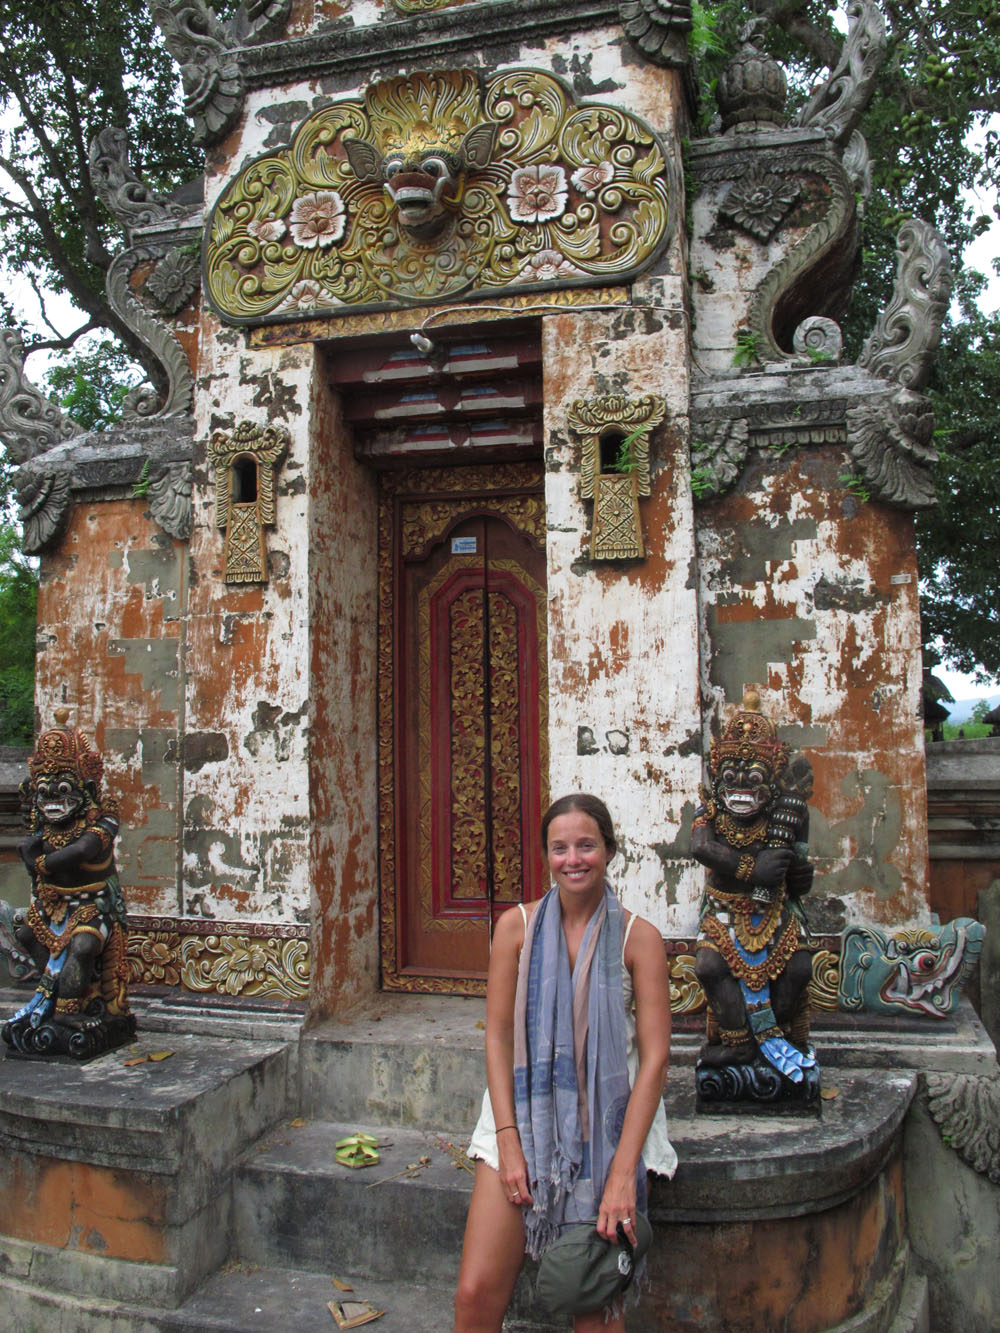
545, 810, 610, 899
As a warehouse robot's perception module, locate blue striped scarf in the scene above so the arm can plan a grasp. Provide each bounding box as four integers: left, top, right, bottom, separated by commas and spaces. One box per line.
513, 884, 646, 1260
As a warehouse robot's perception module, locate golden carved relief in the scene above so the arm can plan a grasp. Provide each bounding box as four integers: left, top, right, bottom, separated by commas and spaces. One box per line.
668, 953, 707, 1014
207, 421, 289, 582
127, 931, 182, 987
179, 934, 310, 1000
808, 947, 840, 1011
488, 592, 524, 903
567, 394, 666, 560
126, 922, 310, 1001
205, 68, 672, 323
448, 585, 490, 901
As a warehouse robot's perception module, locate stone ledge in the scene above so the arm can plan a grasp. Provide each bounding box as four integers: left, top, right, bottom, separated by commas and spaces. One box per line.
238, 0, 622, 88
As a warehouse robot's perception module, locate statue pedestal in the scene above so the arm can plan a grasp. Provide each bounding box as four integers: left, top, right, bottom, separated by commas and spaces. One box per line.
647, 1068, 919, 1330
695, 1050, 821, 1113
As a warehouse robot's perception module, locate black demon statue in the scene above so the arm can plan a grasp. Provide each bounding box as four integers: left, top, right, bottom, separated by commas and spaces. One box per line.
1, 710, 134, 1059
692, 690, 819, 1106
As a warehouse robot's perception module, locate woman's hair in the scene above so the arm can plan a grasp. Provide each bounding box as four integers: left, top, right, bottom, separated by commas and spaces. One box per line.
541, 793, 617, 857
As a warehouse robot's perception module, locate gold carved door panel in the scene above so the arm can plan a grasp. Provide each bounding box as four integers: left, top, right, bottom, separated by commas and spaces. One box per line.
378, 464, 548, 994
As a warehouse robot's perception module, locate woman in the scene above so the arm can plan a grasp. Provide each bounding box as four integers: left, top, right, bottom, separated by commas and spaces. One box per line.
454, 794, 676, 1333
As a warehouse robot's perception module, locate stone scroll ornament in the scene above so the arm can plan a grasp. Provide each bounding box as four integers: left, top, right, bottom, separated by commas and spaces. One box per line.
89, 128, 197, 422
692, 691, 820, 1109
0, 330, 82, 466
838, 919, 985, 1018
0, 711, 136, 1060
847, 218, 953, 509
207, 421, 289, 582
204, 68, 673, 323
567, 395, 665, 559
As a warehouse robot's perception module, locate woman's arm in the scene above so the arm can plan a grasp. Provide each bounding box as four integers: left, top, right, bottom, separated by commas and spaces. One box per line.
596, 915, 671, 1242
484, 903, 534, 1206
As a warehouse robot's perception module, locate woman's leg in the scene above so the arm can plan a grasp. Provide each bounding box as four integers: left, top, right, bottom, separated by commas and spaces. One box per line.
454, 1161, 527, 1333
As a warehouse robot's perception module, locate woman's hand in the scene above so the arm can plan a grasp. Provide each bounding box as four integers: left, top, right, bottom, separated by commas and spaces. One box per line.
596, 1166, 637, 1245
497, 1126, 533, 1208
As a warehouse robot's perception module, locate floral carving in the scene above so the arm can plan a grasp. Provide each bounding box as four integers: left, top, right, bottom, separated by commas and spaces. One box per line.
508, 165, 568, 224
146, 249, 201, 313
179, 933, 310, 1000
127, 931, 181, 986
289, 191, 347, 248
720, 169, 800, 242
205, 68, 672, 323
17, 469, 73, 554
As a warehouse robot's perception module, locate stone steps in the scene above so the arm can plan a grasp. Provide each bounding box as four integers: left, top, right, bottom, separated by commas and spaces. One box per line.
1, 989, 984, 1331
231, 1117, 473, 1285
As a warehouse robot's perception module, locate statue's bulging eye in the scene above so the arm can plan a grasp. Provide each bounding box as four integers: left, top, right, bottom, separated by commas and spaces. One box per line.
385, 159, 404, 179
421, 157, 448, 180
913, 952, 937, 972
57, 782, 73, 796
721, 768, 738, 785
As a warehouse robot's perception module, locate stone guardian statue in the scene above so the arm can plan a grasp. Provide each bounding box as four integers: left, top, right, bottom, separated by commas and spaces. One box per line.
2, 710, 135, 1059
692, 691, 819, 1107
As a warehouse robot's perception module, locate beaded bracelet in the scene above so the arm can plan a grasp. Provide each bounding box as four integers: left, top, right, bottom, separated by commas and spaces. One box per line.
495, 1125, 519, 1133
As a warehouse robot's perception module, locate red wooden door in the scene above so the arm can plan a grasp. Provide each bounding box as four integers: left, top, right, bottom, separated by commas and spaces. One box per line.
378, 467, 548, 993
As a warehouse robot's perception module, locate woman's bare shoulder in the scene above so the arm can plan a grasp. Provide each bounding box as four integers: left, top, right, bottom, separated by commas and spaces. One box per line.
624, 913, 667, 970
493, 901, 529, 951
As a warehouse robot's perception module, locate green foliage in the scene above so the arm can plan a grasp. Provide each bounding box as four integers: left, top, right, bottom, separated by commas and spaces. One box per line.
0, 468, 37, 745
838, 470, 871, 504
131, 457, 151, 498
45, 338, 139, 431
731, 328, 762, 367
606, 425, 647, 476
917, 293, 1000, 682
0, 1, 201, 379
690, 463, 715, 497
972, 699, 992, 725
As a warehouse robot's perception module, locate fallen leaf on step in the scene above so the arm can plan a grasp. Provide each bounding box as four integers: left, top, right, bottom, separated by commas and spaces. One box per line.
289, 1117, 308, 1128
328, 1298, 385, 1327
475, 1020, 485, 1030
149, 1050, 174, 1062
820, 1087, 840, 1100
123, 1056, 148, 1067
331, 1276, 354, 1292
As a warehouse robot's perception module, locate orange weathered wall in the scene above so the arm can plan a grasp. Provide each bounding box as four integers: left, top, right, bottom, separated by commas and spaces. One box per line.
696, 445, 929, 931
34, 500, 185, 916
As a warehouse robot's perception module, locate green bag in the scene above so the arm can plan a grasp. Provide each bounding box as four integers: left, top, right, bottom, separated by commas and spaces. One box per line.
535, 1215, 652, 1318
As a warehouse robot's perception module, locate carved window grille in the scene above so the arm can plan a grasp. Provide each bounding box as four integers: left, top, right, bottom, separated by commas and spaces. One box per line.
207, 422, 289, 582
567, 395, 666, 560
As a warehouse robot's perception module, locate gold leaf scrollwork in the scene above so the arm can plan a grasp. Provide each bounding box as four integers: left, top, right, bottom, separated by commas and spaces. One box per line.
205, 68, 672, 323
669, 953, 706, 1014
808, 947, 840, 1011
179, 934, 310, 1000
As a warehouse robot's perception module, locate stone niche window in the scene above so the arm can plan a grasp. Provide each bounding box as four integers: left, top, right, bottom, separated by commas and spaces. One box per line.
207, 422, 289, 583
567, 395, 666, 560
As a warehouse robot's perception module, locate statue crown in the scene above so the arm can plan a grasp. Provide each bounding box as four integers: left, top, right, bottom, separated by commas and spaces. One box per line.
28, 710, 104, 787
710, 689, 789, 779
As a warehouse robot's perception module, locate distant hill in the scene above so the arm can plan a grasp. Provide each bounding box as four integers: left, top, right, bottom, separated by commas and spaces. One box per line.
946, 693, 1000, 724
